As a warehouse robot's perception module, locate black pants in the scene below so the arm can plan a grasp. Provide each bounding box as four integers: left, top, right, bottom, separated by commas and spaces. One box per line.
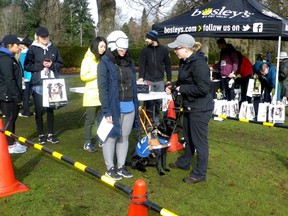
253, 79, 272, 117
175, 110, 211, 179
235, 76, 252, 108
1, 101, 19, 145
221, 77, 235, 101
22, 82, 33, 116
32, 91, 54, 135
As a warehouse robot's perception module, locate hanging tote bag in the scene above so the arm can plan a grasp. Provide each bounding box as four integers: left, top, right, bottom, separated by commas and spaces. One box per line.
42, 78, 68, 109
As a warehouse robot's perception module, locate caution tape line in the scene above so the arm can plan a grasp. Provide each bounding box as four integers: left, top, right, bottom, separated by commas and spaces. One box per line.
212, 114, 288, 129
2, 130, 178, 216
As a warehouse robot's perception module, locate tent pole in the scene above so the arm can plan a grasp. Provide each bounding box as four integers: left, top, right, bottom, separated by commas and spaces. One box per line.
273, 36, 281, 124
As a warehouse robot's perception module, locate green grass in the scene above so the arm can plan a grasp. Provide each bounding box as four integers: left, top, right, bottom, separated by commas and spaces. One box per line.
1, 75, 288, 216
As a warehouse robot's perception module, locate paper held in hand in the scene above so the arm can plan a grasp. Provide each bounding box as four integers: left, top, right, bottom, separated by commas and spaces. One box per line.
97, 117, 114, 142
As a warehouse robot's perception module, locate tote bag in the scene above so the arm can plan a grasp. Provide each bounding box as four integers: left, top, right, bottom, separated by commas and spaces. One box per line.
42, 79, 68, 109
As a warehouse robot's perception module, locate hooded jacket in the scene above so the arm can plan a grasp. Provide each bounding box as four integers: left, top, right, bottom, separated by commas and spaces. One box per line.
24, 40, 63, 85
0, 47, 23, 103
214, 44, 239, 77
174, 52, 213, 112
80, 48, 101, 107
139, 44, 172, 82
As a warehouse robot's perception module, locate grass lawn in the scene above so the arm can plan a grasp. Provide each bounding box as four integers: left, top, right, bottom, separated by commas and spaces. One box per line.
0, 75, 288, 216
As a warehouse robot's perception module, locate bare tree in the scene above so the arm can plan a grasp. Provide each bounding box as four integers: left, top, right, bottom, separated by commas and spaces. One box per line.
123, 0, 177, 22
0, 5, 25, 38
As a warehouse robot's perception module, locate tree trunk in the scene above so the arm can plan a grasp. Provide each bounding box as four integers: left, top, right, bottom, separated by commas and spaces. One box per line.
97, 0, 116, 38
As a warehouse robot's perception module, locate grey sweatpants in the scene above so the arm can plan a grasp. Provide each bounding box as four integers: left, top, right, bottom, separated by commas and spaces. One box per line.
102, 111, 135, 170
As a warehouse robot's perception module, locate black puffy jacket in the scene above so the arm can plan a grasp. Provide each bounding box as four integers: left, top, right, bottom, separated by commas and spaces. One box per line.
174, 52, 212, 112
0, 47, 23, 103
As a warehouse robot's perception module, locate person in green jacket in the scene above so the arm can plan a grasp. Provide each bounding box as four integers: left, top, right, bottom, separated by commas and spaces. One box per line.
80, 36, 107, 152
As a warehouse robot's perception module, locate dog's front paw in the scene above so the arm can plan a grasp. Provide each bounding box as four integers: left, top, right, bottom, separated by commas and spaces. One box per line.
159, 171, 165, 176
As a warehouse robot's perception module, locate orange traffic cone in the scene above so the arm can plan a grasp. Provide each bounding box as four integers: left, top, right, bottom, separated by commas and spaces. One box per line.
0, 119, 29, 198
166, 100, 176, 119
168, 133, 184, 152
127, 179, 148, 216
166, 101, 184, 152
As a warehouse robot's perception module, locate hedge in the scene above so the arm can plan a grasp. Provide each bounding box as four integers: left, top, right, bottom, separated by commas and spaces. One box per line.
58, 46, 219, 70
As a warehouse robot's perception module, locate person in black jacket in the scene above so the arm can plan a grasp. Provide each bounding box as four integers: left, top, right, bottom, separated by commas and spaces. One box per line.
138, 30, 172, 126
166, 34, 213, 184
24, 27, 63, 144
0, 35, 27, 153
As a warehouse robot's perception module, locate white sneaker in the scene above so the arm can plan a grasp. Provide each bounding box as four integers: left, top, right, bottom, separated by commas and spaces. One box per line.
14, 142, 28, 150
8, 143, 27, 154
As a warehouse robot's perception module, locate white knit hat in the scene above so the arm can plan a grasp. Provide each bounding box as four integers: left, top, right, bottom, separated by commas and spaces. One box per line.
277, 51, 288, 60
107, 30, 129, 51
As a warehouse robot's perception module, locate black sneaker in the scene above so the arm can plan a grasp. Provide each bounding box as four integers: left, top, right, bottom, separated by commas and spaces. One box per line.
38, 134, 46, 144
105, 167, 122, 180
83, 142, 96, 152
47, 134, 59, 144
117, 166, 133, 178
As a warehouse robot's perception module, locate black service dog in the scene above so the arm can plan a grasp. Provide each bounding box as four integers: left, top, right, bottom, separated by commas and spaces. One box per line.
130, 116, 177, 175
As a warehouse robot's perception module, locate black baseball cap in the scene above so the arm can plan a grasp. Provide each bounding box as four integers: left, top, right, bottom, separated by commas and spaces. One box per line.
2, 35, 21, 45
20, 37, 32, 46
36, 27, 49, 37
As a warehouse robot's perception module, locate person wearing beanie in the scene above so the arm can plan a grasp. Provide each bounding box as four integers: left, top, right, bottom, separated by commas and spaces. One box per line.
165, 34, 212, 184
24, 26, 63, 144
138, 30, 172, 126
0, 35, 28, 153
19, 37, 33, 118
97, 30, 140, 180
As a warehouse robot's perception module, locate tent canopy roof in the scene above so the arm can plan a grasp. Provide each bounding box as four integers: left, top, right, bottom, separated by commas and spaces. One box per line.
152, 0, 288, 40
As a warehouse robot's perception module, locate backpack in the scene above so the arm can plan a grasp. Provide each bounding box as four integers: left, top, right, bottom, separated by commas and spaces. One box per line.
236, 51, 253, 78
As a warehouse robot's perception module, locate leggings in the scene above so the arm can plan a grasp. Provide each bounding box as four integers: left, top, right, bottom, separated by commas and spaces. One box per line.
102, 111, 135, 170
1, 101, 19, 145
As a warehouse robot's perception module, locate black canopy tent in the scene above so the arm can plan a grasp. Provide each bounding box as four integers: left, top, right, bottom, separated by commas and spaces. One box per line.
152, 0, 288, 40
152, 0, 288, 115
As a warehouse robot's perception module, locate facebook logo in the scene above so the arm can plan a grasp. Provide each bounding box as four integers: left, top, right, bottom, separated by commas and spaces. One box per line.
253, 23, 263, 32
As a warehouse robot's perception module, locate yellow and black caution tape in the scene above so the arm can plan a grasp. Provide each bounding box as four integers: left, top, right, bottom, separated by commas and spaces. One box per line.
212, 114, 288, 129
1, 129, 178, 216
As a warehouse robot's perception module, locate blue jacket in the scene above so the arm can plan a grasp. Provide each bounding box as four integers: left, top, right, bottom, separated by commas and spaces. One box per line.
97, 52, 140, 139
19, 49, 32, 82
253, 61, 281, 100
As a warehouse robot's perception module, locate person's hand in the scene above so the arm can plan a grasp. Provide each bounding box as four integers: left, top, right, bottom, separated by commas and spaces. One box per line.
106, 116, 113, 124
253, 74, 259, 79
43, 59, 52, 68
137, 78, 144, 83
228, 72, 236, 78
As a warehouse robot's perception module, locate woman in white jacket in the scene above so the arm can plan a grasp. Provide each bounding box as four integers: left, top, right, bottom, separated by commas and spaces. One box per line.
80, 37, 107, 152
